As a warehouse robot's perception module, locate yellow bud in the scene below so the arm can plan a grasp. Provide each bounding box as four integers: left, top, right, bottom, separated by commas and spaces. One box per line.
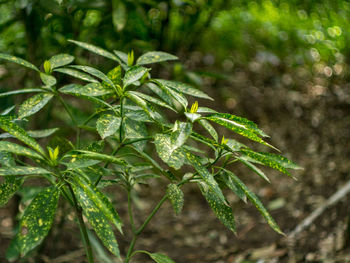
190, 101, 198, 113
127, 50, 134, 66
43, 60, 51, 74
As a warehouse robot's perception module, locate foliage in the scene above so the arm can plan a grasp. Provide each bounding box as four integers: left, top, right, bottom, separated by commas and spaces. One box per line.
0, 41, 300, 262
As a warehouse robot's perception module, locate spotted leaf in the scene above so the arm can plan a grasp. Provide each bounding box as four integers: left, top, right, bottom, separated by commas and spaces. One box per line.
198, 181, 236, 233
185, 150, 227, 205
49, 54, 74, 69
237, 157, 270, 182
0, 116, 45, 155
151, 80, 188, 110
0, 88, 43, 98
136, 51, 178, 65
72, 179, 120, 256
222, 168, 283, 234
69, 65, 115, 88
0, 166, 50, 176
240, 149, 302, 177
16, 186, 59, 256
71, 150, 126, 166
54, 68, 98, 83
68, 40, 121, 64
123, 66, 149, 87
128, 91, 176, 112
0, 176, 23, 207
198, 119, 218, 142
154, 79, 213, 100
154, 134, 186, 170
123, 117, 148, 151
148, 252, 176, 263
96, 114, 121, 139
166, 184, 184, 215
40, 73, 57, 86
0, 141, 44, 161
59, 83, 114, 97
204, 115, 276, 150
18, 93, 54, 119
0, 53, 39, 71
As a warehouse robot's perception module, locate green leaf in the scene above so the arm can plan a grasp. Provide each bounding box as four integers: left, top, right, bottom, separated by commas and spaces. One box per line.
129, 91, 176, 112
185, 150, 227, 205
59, 83, 113, 97
207, 113, 268, 137
16, 186, 59, 256
0, 166, 50, 176
72, 179, 120, 256
54, 68, 98, 83
123, 66, 149, 87
137, 51, 178, 65
240, 149, 301, 177
154, 79, 213, 100
237, 157, 270, 182
148, 252, 176, 263
0, 151, 15, 166
73, 175, 123, 232
218, 171, 247, 203
0, 116, 46, 155
166, 184, 184, 215
204, 115, 276, 150
106, 66, 122, 86
123, 117, 148, 151
0, 88, 44, 98
18, 93, 54, 119
40, 73, 57, 86
146, 82, 175, 108
198, 181, 236, 233
69, 65, 115, 88
49, 54, 74, 69
68, 40, 121, 64
112, 0, 127, 32
154, 134, 186, 170
151, 80, 188, 110
113, 51, 128, 65
72, 150, 127, 166
0, 53, 39, 72
96, 114, 121, 139
0, 176, 23, 207
27, 128, 59, 138
64, 159, 101, 169
222, 168, 283, 234
198, 119, 218, 141
0, 141, 44, 161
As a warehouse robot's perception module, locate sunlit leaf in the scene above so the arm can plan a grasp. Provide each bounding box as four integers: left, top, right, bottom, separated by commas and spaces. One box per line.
27, 128, 59, 138
198, 119, 218, 141
137, 51, 178, 65
198, 181, 235, 233
96, 114, 121, 139
18, 93, 54, 119
129, 91, 176, 112
0, 53, 39, 71
16, 186, 59, 256
237, 157, 270, 182
71, 150, 127, 166
69, 65, 115, 88
49, 54, 74, 69
166, 184, 184, 215
123, 117, 148, 151
0, 116, 45, 155
151, 80, 188, 109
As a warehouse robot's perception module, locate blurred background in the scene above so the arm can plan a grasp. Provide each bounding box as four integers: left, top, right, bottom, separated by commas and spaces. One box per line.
0, 0, 350, 262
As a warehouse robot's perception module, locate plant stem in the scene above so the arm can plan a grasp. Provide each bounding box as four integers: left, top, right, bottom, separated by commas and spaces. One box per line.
124, 195, 168, 263
67, 184, 94, 263
128, 189, 136, 234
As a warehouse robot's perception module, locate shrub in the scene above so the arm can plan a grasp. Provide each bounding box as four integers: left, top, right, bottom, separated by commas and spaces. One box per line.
0, 41, 301, 262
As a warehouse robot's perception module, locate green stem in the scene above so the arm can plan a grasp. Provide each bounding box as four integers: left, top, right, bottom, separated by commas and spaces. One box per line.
67, 184, 94, 263
119, 96, 124, 142
128, 189, 136, 234
124, 195, 168, 263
